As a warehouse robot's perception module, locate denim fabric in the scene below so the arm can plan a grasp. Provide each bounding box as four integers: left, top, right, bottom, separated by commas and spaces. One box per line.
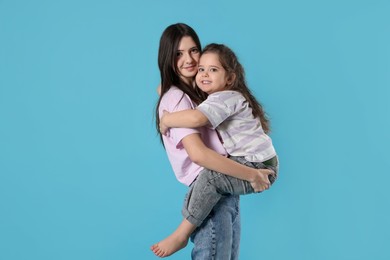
190, 195, 240, 260
183, 156, 278, 227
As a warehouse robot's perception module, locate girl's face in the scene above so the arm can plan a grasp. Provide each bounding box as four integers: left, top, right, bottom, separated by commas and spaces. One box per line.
176, 36, 200, 85
196, 52, 232, 94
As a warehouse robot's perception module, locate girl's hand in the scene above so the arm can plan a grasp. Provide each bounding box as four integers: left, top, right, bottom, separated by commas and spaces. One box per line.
159, 110, 170, 135
250, 169, 274, 192
156, 84, 161, 96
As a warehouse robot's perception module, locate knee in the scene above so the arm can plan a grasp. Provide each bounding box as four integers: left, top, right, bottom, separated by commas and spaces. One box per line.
197, 169, 217, 184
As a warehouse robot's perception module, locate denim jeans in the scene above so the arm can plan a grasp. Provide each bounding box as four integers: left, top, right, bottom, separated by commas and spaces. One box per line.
190, 195, 240, 260
183, 156, 278, 227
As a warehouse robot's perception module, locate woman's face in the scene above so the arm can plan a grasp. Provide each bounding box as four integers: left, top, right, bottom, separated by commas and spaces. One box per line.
176, 36, 200, 84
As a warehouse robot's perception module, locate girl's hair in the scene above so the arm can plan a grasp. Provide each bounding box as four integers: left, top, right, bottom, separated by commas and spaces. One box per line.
155, 23, 206, 138
202, 43, 270, 133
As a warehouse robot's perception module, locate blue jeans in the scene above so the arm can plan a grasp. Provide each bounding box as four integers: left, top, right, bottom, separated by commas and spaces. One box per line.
183, 156, 278, 227
190, 195, 241, 260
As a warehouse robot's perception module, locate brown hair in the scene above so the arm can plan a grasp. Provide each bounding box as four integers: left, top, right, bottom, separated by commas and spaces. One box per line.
202, 43, 270, 133
155, 23, 206, 140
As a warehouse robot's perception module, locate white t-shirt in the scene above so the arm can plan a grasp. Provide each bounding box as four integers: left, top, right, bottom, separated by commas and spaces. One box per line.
197, 90, 276, 162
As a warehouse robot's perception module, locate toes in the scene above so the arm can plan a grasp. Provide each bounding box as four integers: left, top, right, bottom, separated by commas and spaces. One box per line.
151, 244, 166, 258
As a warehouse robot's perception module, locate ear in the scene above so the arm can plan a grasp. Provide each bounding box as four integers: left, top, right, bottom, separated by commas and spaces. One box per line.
227, 73, 236, 86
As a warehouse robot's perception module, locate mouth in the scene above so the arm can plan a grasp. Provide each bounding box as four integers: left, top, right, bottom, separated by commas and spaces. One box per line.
183, 65, 196, 71
200, 80, 212, 84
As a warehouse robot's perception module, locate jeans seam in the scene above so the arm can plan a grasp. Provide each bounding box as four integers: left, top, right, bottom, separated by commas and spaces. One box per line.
231, 197, 240, 225
211, 217, 216, 259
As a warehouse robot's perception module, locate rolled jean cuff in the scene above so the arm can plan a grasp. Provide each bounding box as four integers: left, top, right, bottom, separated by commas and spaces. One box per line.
182, 207, 203, 227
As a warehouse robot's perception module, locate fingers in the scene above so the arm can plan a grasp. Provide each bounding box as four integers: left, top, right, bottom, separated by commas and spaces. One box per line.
159, 127, 166, 135
254, 181, 271, 193
261, 168, 275, 176
159, 124, 169, 136
254, 184, 270, 193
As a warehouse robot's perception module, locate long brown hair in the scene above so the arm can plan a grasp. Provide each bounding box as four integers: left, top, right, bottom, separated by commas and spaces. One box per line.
155, 23, 206, 140
202, 43, 271, 133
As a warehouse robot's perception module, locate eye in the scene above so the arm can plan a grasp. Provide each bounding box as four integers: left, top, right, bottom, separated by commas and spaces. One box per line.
198, 67, 204, 72
210, 68, 218, 72
191, 48, 199, 54
176, 51, 183, 57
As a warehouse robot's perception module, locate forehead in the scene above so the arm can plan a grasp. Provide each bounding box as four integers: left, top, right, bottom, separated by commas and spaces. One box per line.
199, 52, 221, 65
178, 36, 197, 50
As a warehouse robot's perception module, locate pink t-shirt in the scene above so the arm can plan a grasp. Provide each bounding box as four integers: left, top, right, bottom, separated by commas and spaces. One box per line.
159, 87, 227, 186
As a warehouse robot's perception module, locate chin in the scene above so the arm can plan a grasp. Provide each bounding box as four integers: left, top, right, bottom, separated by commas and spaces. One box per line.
182, 73, 196, 79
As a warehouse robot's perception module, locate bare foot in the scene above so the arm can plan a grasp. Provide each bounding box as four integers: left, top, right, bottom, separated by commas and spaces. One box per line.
151, 232, 189, 258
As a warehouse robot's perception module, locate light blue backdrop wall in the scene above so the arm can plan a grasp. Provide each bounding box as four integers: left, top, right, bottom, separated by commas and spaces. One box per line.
1, 0, 389, 259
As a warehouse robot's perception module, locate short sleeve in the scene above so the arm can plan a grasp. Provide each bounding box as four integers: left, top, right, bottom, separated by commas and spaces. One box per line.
197, 93, 233, 129
159, 88, 200, 147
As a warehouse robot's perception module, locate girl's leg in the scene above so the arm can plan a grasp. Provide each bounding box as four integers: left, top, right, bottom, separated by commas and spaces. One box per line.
183, 156, 278, 230
151, 218, 196, 258
150, 181, 200, 258
151, 157, 276, 258
182, 166, 254, 227
150, 176, 242, 258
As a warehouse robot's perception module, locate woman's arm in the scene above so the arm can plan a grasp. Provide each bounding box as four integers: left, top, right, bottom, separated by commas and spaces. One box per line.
181, 133, 272, 192
160, 110, 209, 135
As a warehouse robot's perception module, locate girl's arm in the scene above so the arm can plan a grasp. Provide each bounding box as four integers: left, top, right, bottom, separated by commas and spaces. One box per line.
160, 109, 208, 135
181, 133, 272, 192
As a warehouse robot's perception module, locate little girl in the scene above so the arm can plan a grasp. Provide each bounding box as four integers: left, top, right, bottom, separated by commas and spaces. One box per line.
152, 43, 278, 257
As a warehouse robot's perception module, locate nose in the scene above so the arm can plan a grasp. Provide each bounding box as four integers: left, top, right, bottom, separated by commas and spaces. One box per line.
184, 52, 195, 64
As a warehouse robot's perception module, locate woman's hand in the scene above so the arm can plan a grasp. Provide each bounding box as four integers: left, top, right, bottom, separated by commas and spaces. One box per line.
250, 169, 275, 192
159, 110, 170, 135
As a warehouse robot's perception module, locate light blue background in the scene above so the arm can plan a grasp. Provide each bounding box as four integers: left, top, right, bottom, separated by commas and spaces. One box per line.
1, 0, 389, 259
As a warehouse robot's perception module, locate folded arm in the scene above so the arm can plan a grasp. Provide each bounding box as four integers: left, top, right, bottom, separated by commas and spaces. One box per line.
160, 110, 209, 135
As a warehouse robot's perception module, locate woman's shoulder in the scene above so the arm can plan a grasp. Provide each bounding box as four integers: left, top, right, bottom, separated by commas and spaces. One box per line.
160, 86, 195, 110
161, 86, 185, 102
165, 86, 183, 96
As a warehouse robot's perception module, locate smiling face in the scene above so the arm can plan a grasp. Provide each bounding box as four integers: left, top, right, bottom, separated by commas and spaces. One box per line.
176, 36, 200, 85
195, 52, 234, 94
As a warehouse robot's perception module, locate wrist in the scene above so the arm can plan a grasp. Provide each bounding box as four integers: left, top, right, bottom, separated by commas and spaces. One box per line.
247, 169, 258, 183
162, 115, 171, 127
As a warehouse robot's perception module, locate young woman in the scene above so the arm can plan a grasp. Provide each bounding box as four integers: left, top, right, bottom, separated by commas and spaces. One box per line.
151, 24, 273, 259
156, 43, 279, 256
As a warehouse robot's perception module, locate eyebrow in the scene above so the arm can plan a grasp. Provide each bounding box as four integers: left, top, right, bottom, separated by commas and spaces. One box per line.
177, 46, 198, 52
198, 65, 222, 69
